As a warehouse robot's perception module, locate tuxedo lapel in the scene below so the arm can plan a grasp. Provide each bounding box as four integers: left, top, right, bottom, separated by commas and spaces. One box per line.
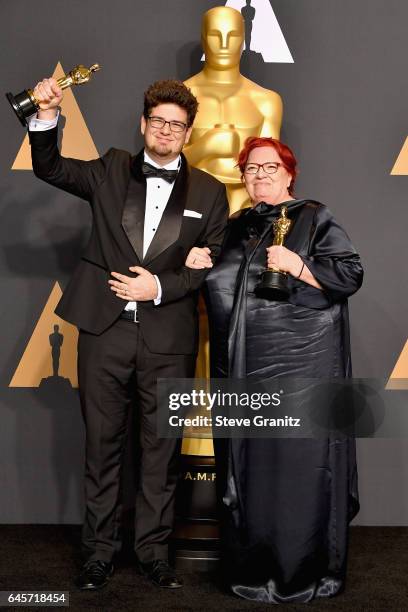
121, 150, 146, 263
143, 154, 189, 265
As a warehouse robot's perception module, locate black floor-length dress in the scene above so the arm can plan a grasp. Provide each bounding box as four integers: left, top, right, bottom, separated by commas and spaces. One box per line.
204, 200, 363, 603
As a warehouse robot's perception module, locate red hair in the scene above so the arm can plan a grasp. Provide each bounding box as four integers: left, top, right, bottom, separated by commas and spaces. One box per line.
237, 137, 298, 196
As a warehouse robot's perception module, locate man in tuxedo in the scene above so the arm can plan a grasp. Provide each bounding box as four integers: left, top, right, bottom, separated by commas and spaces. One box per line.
29, 78, 228, 590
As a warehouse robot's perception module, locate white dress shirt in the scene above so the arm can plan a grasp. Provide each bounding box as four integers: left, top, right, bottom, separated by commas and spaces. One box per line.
124, 151, 180, 311
28, 112, 59, 131
27, 113, 180, 312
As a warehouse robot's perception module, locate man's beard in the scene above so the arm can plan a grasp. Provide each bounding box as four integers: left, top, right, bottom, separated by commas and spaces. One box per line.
149, 141, 178, 159
153, 142, 172, 156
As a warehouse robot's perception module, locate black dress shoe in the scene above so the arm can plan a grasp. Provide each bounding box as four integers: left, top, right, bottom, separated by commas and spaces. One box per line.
76, 560, 114, 590
139, 559, 183, 589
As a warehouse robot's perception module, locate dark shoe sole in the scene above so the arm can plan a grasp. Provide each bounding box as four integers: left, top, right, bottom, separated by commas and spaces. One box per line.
77, 580, 109, 591
150, 579, 183, 589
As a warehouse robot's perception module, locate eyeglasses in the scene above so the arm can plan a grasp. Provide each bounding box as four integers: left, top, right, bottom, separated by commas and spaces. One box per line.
148, 116, 187, 133
244, 162, 282, 175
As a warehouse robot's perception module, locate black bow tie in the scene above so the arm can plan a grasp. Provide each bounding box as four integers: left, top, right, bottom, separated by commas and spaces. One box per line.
142, 162, 178, 183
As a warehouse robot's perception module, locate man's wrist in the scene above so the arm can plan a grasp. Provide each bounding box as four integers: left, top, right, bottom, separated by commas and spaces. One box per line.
28, 109, 59, 132
37, 108, 58, 121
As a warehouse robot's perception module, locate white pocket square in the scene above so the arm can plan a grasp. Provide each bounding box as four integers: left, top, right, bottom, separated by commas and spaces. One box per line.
183, 209, 202, 219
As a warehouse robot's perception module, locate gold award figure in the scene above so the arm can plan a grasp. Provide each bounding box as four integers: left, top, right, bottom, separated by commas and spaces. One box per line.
6, 63, 101, 127
183, 7, 284, 454
184, 6, 283, 213
272, 206, 292, 246
255, 205, 292, 299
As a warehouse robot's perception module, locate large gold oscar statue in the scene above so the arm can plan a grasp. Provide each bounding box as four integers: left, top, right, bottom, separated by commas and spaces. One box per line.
184, 5, 283, 214
176, 5, 284, 568
181, 5, 283, 456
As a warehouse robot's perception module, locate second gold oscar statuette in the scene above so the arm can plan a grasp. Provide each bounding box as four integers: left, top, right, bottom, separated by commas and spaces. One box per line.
255, 205, 292, 300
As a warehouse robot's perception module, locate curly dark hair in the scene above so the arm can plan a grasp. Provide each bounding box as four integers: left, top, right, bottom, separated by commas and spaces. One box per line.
143, 79, 198, 127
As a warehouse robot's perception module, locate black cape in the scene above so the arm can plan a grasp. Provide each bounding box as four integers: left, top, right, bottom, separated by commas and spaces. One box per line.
204, 199, 363, 603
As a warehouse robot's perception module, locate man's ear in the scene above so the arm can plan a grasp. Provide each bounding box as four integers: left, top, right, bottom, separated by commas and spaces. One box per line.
184, 125, 193, 145
140, 115, 146, 135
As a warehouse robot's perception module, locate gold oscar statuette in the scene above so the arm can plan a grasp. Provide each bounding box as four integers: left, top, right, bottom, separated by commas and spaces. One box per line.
255, 205, 292, 299
6, 63, 101, 127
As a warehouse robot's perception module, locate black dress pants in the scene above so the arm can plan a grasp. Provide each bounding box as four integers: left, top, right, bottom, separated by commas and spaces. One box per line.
77, 317, 195, 563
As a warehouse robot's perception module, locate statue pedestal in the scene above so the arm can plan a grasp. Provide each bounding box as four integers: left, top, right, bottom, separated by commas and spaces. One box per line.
172, 455, 219, 571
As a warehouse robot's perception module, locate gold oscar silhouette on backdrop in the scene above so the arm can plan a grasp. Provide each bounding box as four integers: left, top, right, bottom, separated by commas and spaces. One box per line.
182, 5, 283, 456
184, 5, 283, 214
9, 282, 79, 388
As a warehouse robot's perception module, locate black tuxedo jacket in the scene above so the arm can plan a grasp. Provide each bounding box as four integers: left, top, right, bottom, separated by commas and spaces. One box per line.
30, 126, 229, 355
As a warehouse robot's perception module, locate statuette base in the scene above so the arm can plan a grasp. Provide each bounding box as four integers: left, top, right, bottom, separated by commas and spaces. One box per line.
255, 269, 289, 300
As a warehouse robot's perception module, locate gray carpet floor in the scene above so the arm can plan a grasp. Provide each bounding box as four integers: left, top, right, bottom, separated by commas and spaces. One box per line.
0, 526, 407, 611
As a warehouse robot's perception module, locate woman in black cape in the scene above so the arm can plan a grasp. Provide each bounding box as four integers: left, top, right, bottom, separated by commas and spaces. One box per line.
186, 137, 363, 603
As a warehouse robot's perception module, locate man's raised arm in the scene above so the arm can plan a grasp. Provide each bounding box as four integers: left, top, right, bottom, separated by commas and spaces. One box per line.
29, 77, 108, 201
